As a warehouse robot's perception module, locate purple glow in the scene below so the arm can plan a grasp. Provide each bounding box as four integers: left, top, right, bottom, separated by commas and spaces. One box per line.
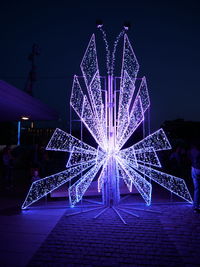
22, 31, 192, 210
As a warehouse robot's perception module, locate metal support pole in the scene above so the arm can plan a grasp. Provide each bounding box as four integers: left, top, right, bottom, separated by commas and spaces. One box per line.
105, 75, 120, 207
112, 207, 127, 225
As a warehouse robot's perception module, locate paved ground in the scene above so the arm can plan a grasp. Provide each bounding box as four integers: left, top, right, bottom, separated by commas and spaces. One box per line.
1, 193, 200, 267
0, 196, 66, 266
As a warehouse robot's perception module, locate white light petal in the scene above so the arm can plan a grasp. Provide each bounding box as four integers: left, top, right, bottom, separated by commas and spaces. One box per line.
133, 128, 172, 151
136, 164, 193, 203
69, 157, 106, 206
46, 128, 96, 153
22, 161, 95, 209
116, 156, 152, 205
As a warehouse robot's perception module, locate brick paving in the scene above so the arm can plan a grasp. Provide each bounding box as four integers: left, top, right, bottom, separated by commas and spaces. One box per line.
28, 198, 200, 266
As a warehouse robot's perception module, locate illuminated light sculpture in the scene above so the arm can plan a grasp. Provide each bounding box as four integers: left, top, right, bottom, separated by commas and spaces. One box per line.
22, 26, 193, 222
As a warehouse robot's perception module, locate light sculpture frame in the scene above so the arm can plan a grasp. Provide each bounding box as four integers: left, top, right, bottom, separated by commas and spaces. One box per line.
22, 26, 193, 222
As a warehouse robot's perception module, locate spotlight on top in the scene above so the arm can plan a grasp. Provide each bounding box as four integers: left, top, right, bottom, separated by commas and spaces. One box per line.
124, 21, 131, 31
96, 19, 103, 28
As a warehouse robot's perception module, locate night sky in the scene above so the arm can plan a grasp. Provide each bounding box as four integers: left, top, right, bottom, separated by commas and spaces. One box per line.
0, 0, 199, 132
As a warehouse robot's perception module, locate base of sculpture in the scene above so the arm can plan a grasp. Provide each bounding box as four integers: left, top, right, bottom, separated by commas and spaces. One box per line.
67, 195, 162, 225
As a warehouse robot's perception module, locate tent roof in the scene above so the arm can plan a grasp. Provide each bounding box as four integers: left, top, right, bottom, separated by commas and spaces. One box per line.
0, 80, 58, 121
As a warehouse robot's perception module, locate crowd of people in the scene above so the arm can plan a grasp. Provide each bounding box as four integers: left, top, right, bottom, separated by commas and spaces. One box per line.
0, 144, 54, 195
165, 141, 200, 213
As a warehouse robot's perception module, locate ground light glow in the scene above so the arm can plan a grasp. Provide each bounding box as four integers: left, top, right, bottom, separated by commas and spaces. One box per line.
22, 30, 192, 210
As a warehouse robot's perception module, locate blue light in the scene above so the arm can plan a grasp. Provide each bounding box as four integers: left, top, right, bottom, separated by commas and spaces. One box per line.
17, 121, 21, 145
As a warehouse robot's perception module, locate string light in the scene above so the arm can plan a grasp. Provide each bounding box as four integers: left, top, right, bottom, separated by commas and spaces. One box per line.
133, 128, 172, 151
22, 161, 96, 209
135, 164, 193, 203
99, 27, 110, 75
46, 128, 96, 153
69, 156, 106, 206
116, 156, 152, 205
22, 31, 192, 209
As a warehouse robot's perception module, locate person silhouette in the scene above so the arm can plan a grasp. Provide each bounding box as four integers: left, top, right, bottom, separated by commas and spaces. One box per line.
31, 169, 40, 183
189, 142, 200, 213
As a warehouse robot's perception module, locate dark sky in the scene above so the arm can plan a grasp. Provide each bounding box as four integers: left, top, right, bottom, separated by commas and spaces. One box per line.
0, 0, 200, 132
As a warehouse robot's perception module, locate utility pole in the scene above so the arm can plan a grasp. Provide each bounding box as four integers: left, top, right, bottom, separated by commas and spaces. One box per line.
24, 44, 40, 96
